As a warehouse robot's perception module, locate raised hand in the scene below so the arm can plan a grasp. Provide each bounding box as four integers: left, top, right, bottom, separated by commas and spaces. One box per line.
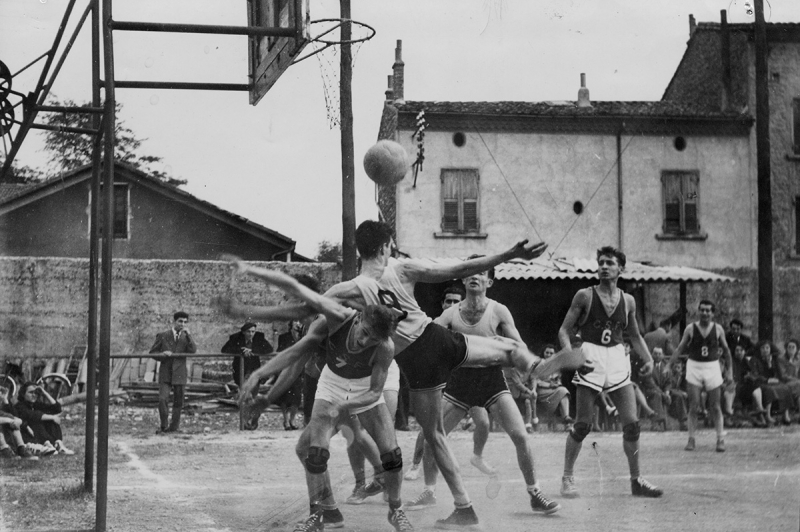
220, 253, 249, 276
508, 240, 548, 261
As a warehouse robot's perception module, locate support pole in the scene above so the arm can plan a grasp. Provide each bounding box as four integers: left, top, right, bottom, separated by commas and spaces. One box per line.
679, 281, 687, 336
97, 0, 116, 528
754, 0, 773, 341
84, 0, 101, 493
340, 0, 356, 280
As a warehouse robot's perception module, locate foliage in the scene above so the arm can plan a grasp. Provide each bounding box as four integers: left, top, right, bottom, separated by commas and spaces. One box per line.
40, 98, 185, 186
0, 160, 45, 183
315, 240, 342, 263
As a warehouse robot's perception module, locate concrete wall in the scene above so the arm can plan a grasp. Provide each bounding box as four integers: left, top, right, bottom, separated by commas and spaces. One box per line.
393, 128, 754, 269
0, 257, 341, 361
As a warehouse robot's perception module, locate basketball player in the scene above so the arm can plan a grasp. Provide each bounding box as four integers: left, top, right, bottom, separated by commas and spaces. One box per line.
668, 300, 732, 452
235, 268, 413, 532
557, 246, 663, 499
223, 221, 586, 529
405, 260, 560, 515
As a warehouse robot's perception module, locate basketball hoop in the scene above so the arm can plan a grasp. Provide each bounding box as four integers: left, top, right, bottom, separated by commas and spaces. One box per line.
293, 19, 376, 129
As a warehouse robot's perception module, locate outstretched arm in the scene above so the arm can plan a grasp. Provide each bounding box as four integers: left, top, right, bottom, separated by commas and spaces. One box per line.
399, 239, 547, 284
214, 295, 312, 322
718, 325, 733, 382
625, 296, 653, 376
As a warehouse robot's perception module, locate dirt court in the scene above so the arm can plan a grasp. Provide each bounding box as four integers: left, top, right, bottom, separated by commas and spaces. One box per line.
100, 411, 800, 532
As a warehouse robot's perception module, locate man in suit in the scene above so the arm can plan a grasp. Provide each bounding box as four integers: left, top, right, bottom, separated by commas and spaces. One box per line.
150, 311, 197, 433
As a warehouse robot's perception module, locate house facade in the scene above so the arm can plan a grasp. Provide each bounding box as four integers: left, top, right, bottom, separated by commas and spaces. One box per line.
0, 163, 310, 262
375, 18, 800, 343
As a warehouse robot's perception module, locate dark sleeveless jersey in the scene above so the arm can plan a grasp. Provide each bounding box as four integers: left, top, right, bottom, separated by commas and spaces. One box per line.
325, 313, 378, 379
687, 323, 721, 362
579, 287, 627, 347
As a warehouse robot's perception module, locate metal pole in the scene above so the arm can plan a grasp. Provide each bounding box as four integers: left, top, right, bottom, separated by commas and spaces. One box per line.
111, 80, 249, 92
754, 0, 773, 342
110, 20, 296, 37
340, 0, 357, 280
97, 0, 116, 528
84, 0, 101, 495
679, 281, 687, 336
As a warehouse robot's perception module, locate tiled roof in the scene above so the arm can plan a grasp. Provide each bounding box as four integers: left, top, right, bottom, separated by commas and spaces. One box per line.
403, 257, 736, 283
395, 99, 746, 119
0, 183, 39, 203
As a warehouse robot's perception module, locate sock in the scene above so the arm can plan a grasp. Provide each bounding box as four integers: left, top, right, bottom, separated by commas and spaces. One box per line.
527, 484, 540, 494
454, 501, 472, 509
0, 445, 9, 450
424, 485, 436, 493
389, 499, 402, 511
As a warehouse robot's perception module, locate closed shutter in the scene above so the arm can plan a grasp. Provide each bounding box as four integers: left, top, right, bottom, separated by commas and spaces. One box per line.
442, 171, 460, 232
683, 173, 698, 233
462, 171, 479, 231
662, 173, 682, 233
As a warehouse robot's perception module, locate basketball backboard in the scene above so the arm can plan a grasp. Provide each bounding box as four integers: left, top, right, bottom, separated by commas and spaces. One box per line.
248, 0, 310, 105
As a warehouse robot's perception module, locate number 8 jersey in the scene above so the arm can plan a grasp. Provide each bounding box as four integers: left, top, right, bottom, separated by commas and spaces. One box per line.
579, 287, 627, 347
686, 323, 721, 362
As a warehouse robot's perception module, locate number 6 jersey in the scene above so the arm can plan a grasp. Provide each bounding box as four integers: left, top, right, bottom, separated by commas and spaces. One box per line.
579, 287, 627, 347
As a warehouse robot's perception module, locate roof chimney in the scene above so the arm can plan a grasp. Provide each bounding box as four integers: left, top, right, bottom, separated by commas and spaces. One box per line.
385, 75, 394, 102
689, 14, 696, 37
577, 73, 592, 108
392, 40, 405, 103
720, 10, 732, 111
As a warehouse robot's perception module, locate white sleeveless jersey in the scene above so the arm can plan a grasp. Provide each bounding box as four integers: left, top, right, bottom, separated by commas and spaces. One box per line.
351, 257, 432, 353
442, 299, 502, 338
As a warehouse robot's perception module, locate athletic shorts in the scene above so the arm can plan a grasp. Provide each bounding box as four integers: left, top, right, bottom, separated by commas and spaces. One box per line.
444, 366, 510, 410
572, 342, 630, 393
384, 360, 400, 393
314, 365, 386, 416
685, 359, 723, 390
394, 322, 469, 392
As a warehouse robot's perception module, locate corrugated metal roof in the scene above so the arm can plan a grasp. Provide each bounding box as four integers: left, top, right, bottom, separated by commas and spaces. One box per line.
409, 257, 736, 282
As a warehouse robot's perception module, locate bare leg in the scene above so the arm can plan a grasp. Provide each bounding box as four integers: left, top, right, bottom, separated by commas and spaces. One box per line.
489, 395, 536, 486
470, 407, 491, 457
358, 403, 404, 508
706, 386, 724, 439
608, 385, 640, 479
411, 389, 471, 506
564, 386, 597, 478
686, 383, 702, 441
422, 400, 468, 487
296, 400, 340, 511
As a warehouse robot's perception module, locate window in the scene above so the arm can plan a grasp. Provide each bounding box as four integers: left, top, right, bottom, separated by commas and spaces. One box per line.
441, 169, 479, 233
795, 196, 800, 255
793, 98, 800, 155
661, 170, 700, 236
92, 184, 129, 239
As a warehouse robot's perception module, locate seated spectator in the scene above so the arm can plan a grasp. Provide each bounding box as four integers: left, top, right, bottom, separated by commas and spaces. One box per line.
726, 319, 753, 357
778, 339, 800, 416
0, 386, 38, 460
507, 366, 536, 432
626, 339, 662, 425
534, 344, 572, 431
719, 353, 738, 427
14, 382, 75, 454
640, 347, 671, 431
746, 341, 794, 426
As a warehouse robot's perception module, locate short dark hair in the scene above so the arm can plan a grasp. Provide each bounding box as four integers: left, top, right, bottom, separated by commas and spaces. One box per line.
362, 305, 397, 340
729, 318, 743, 328
356, 221, 394, 260
596, 246, 626, 269
786, 339, 799, 350
544, 344, 556, 352
173, 311, 189, 321
293, 273, 320, 293
466, 254, 495, 279
698, 300, 716, 312
241, 322, 257, 332
442, 284, 466, 301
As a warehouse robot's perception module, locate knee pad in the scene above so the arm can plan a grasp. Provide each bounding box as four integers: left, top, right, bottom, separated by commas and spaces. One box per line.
380, 447, 403, 472
305, 446, 330, 474
569, 421, 592, 443
622, 422, 640, 442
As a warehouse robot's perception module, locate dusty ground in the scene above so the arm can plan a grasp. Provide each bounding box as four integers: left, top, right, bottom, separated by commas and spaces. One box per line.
3, 404, 800, 531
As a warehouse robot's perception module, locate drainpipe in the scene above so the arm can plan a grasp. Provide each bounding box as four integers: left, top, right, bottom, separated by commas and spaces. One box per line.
617, 124, 623, 250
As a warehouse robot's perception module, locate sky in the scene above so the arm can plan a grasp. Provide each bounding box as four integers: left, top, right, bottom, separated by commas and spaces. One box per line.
2, 0, 800, 258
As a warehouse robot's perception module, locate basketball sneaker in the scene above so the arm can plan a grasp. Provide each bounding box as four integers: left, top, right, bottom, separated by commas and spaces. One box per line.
405, 489, 437, 510
433, 506, 479, 529
631, 477, 663, 498
684, 437, 696, 451
322, 507, 344, 528
404, 463, 420, 481
388, 506, 414, 531
346, 483, 367, 505
560, 476, 579, 498
469, 455, 497, 476
0, 447, 17, 459
292, 512, 323, 532
529, 489, 561, 514
716, 438, 726, 453
363, 477, 386, 497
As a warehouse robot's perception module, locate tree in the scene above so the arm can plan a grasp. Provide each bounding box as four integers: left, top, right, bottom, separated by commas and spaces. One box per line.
315, 240, 342, 263
40, 98, 186, 186
0, 160, 45, 183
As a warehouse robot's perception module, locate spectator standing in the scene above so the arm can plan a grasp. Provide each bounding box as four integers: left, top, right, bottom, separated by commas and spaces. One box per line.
14, 382, 74, 454
149, 311, 197, 434
222, 322, 273, 430
726, 319, 753, 357
275, 320, 305, 430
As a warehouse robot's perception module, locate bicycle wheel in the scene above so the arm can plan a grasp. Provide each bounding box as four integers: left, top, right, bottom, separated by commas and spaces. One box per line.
38, 373, 72, 400
0, 374, 17, 400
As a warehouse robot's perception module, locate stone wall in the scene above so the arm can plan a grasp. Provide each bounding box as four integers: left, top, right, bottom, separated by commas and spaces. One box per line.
0, 257, 341, 361
643, 266, 800, 343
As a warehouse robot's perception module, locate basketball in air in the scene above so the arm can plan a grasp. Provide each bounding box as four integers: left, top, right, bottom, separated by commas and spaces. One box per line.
363, 140, 409, 186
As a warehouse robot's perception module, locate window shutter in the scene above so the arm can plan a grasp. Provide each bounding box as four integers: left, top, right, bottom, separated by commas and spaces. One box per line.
793, 99, 800, 155
462, 171, 479, 232
113, 185, 128, 238
683, 173, 698, 233
662, 173, 682, 234
442, 171, 460, 232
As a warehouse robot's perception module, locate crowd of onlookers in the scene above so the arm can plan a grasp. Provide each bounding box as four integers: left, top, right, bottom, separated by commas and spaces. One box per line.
506, 316, 800, 433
